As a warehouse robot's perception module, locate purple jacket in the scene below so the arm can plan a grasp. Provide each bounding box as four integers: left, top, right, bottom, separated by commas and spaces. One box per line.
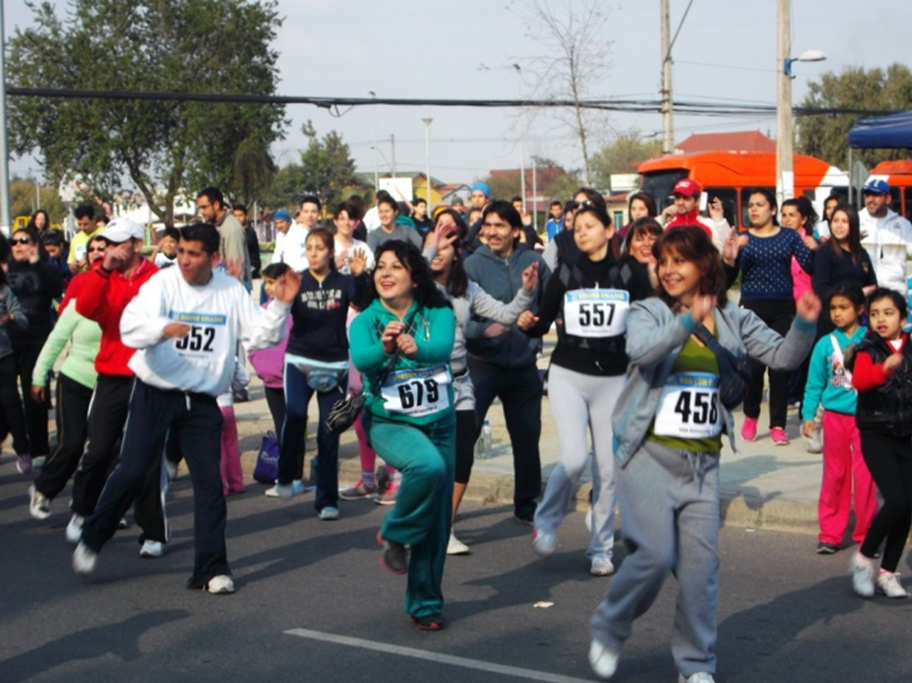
248, 309, 291, 388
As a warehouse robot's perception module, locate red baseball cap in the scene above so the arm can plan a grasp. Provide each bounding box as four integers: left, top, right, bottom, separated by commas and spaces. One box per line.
671, 178, 702, 198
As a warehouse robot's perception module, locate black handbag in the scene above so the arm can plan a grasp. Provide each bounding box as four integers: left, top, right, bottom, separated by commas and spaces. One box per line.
693, 324, 750, 410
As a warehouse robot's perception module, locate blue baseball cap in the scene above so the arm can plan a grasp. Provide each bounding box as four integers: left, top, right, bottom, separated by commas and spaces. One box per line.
863, 178, 891, 195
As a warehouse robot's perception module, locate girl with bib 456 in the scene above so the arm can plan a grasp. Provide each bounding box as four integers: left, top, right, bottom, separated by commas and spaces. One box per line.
588, 226, 819, 683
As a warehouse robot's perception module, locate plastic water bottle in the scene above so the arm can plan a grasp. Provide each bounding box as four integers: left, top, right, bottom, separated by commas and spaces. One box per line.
475, 419, 493, 459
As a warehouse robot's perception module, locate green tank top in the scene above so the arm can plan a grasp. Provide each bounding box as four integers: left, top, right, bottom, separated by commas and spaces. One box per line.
648, 332, 723, 454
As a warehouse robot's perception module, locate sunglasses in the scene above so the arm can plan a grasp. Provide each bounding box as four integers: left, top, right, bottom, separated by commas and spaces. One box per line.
11, 237, 33, 245
88, 247, 106, 253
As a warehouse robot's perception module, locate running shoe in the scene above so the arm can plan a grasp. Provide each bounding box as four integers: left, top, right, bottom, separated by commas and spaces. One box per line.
678, 673, 716, 683
66, 514, 84, 544
816, 541, 838, 555
339, 480, 378, 500
139, 540, 166, 558
590, 556, 615, 576
770, 427, 789, 446
318, 506, 340, 521
851, 551, 875, 598
531, 528, 556, 557
28, 485, 51, 520
31, 456, 47, 469
165, 459, 179, 481
409, 614, 447, 631
72, 541, 97, 575
118, 517, 131, 530
207, 575, 236, 594
265, 480, 306, 498
374, 479, 400, 506
16, 455, 32, 475
876, 570, 910, 598
589, 639, 620, 680
377, 532, 408, 574
446, 531, 470, 555
740, 417, 758, 442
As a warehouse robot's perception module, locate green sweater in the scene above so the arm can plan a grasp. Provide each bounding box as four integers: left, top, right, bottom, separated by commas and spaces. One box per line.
350, 299, 455, 425
33, 302, 101, 390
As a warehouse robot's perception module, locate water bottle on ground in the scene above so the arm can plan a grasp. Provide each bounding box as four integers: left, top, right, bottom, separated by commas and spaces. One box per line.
475, 419, 493, 459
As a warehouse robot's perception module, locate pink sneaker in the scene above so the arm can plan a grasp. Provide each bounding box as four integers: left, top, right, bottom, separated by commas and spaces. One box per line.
740, 417, 758, 442
770, 427, 789, 445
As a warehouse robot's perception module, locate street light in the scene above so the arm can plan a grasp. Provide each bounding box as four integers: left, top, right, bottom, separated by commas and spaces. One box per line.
784, 49, 826, 79
422, 117, 433, 207
513, 64, 526, 213
369, 91, 378, 190
775, 0, 826, 204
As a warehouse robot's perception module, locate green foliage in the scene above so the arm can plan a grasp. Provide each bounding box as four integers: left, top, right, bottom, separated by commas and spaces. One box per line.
264, 121, 358, 209
589, 132, 663, 191
8, 177, 68, 224
7, 0, 286, 223
797, 64, 912, 167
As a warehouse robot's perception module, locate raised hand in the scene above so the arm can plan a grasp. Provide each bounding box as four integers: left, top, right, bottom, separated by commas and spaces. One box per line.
796, 291, 822, 323
521, 262, 539, 291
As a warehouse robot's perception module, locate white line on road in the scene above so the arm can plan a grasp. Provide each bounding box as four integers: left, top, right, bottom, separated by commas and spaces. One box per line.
284, 628, 593, 683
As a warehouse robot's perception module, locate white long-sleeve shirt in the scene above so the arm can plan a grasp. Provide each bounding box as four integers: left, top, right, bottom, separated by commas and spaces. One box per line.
121, 267, 290, 396
271, 223, 310, 273
859, 207, 912, 294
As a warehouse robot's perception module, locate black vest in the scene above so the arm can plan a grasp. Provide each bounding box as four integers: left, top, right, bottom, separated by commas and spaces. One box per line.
853, 334, 912, 436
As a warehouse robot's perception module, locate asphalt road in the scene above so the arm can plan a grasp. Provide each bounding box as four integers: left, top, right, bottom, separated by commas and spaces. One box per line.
2, 462, 911, 683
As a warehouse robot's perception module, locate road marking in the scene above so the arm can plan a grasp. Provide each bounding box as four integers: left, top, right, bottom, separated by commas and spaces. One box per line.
284, 628, 593, 683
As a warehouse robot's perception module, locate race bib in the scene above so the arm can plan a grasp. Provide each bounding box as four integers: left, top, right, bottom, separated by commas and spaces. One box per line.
563, 289, 629, 338
654, 372, 722, 439
381, 363, 451, 417
169, 311, 229, 364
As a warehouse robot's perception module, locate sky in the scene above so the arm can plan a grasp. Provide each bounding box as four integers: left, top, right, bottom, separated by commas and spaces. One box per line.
3, 0, 910, 189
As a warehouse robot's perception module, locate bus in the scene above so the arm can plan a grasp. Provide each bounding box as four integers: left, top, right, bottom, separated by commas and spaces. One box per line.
867, 160, 912, 220
637, 151, 848, 230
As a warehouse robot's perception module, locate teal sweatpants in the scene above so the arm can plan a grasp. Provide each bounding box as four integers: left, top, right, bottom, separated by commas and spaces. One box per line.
363, 410, 456, 618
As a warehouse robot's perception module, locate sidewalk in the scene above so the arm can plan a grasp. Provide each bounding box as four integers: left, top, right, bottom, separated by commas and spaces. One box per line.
233, 331, 823, 536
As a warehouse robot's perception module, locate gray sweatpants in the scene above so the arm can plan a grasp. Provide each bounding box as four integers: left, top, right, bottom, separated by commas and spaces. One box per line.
590, 440, 720, 678
534, 366, 623, 560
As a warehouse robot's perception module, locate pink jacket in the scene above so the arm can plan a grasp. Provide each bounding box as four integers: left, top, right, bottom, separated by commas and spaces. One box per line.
248, 309, 291, 388
790, 228, 813, 302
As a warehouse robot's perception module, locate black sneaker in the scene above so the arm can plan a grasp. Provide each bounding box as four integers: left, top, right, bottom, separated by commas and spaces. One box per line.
816, 541, 838, 554
377, 532, 408, 574
232, 387, 251, 403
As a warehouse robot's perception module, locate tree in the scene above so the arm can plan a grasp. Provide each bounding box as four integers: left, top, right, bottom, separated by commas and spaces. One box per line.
8, 177, 68, 224
511, 0, 614, 186
797, 64, 912, 168
296, 121, 358, 208
7, 0, 286, 224
589, 131, 663, 192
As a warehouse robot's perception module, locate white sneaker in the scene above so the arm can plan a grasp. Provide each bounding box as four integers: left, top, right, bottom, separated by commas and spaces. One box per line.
851, 551, 875, 598
72, 541, 97, 575
207, 574, 235, 594
139, 540, 166, 558
531, 528, 556, 557
590, 556, 615, 576
265, 480, 305, 498
165, 459, 179, 481
876, 571, 910, 598
28, 485, 51, 520
589, 639, 620, 680
678, 673, 716, 683
446, 531, 470, 555
66, 514, 85, 544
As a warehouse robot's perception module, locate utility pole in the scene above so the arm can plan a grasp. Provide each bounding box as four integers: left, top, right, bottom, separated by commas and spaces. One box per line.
660, 0, 674, 156
775, 0, 794, 204
422, 118, 433, 205
390, 134, 396, 177
514, 64, 526, 210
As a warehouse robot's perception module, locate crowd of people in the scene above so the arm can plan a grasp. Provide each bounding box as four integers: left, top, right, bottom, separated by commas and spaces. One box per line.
3, 174, 912, 682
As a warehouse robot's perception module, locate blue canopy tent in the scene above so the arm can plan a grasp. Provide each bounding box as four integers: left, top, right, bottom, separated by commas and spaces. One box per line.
847, 111, 912, 204
849, 111, 912, 149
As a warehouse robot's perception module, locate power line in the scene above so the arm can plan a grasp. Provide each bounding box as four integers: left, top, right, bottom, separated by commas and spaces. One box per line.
6, 87, 901, 120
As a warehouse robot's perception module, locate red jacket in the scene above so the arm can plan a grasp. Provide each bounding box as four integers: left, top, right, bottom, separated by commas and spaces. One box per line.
664, 209, 714, 239
75, 258, 158, 376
